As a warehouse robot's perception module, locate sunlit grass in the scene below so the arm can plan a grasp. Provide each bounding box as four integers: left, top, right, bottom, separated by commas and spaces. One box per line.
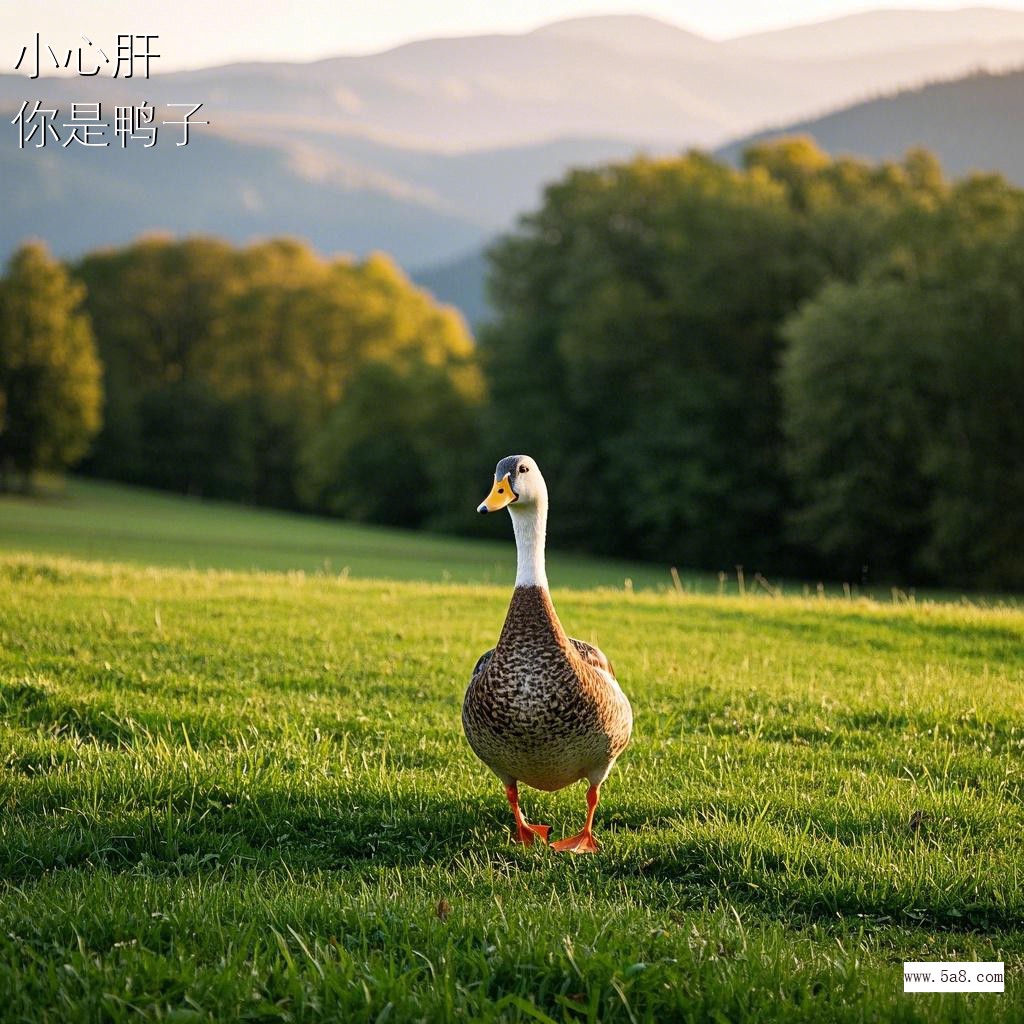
0, 553, 1021, 1021
3, 478, 1016, 606
0, 477, 717, 592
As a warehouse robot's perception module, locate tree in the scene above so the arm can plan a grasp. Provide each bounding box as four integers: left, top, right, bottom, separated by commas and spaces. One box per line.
779, 278, 937, 581
780, 174, 1024, 587
73, 236, 482, 516
297, 357, 480, 527
75, 235, 242, 486
0, 241, 102, 489
916, 228, 1024, 588
480, 142, 946, 572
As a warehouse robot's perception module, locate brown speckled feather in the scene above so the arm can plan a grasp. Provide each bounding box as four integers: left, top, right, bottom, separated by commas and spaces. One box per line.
462, 586, 632, 792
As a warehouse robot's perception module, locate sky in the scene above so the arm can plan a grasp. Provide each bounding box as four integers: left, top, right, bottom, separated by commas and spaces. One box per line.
7, 1, 1024, 71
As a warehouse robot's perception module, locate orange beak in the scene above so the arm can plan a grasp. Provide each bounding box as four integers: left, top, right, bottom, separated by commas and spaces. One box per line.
477, 473, 517, 514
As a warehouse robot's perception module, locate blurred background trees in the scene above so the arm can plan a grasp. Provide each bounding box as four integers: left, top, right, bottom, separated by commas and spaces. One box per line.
1, 140, 1021, 588
0, 242, 102, 491
481, 141, 947, 573
73, 237, 482, 525
782, 175, 1024, 588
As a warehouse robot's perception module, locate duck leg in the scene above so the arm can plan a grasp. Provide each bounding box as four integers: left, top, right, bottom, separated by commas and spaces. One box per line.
552, 784, 601, 854
505, 783, 550, 845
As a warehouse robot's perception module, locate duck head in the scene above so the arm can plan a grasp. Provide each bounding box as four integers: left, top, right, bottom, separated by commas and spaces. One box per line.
477, 455, 549, 588
477, 454, 547, 514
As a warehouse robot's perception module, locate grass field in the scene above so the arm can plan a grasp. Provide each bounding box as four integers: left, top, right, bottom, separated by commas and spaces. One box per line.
0, 479, 712, 593
1, 484, 1022, 1021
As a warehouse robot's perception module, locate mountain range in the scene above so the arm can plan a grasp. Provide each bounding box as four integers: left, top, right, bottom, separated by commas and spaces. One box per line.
719, 66, 1024, 183
4, 7, 1024, 321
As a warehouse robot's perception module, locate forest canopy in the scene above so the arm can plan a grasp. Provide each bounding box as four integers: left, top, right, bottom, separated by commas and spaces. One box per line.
480, 141, 1023, 588
74, 236, 483, 527
2, 139, 1021, 588
0, 242, 102, 491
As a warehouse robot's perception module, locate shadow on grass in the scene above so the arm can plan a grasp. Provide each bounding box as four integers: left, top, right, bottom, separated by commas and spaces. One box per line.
2, 687, 1017, 934
604, 837, 1021, 934
1, 778, 1019, 937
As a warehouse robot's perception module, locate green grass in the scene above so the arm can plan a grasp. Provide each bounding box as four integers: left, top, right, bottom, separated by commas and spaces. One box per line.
1, 547, 1021, 1022
0, 478, 714, 592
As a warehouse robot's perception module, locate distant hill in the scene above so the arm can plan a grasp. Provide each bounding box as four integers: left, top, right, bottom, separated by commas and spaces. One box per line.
9, 9, 1024, 320
413, 248, 491, 327
0, 130, 486, 268
6, 9, 1024, 151
0, 123, 643, 268
424, 63, 1024, 326
717, 67, 1024, 185
727, 6, 1024, 59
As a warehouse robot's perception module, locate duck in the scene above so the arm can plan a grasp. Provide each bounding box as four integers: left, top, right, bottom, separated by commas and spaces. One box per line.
462, 454, 633, 854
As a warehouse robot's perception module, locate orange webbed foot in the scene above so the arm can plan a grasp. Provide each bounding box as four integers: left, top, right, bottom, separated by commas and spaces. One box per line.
552, 783, 602, 854
512, 822, 551, 846
505, 784, 551, 846
552, 830, 599, 854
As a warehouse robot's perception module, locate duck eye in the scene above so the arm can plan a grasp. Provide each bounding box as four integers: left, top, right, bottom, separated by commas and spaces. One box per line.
518, 466, 529, 474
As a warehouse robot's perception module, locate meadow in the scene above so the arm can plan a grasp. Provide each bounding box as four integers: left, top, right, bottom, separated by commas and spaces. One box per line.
0, 482, 1022, 1022
0, 479, 709, 592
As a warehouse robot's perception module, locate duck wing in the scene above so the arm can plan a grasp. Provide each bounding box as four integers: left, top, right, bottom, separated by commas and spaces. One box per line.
568, 637, 615, 679
470, 647, 495, 682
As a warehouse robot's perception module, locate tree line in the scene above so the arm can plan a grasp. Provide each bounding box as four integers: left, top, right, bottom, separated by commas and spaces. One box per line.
480, 139, 1023, 590
0, 236, 483, 527
1, 139, 1021, 588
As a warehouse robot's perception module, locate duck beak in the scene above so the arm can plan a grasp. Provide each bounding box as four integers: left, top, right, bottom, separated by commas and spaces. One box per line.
477, 473, 517, 514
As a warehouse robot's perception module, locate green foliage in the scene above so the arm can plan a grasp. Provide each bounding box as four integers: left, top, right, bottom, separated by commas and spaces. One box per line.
781, 175, 1024, 588
74, 237, 481, 522
73, 234, 250, 490
779, 279, 937, 580
136, 381, 255, 498
0, 242, 102, 488
297, 358, 480, 528
920, 231, 1024, 587
482, 141, 946, 573
0, 553, 1022, 1021
18, 139, 1021, 589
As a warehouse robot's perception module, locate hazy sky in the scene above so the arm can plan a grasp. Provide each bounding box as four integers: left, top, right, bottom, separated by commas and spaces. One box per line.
8, 1, 1024, 71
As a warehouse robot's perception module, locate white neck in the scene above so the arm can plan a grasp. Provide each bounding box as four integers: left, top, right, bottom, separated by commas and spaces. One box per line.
509, 499, 548, 589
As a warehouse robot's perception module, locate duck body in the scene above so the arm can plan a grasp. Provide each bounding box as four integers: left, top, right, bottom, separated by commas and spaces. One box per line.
463, 585, 632, 793
462, 454, 632, 853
